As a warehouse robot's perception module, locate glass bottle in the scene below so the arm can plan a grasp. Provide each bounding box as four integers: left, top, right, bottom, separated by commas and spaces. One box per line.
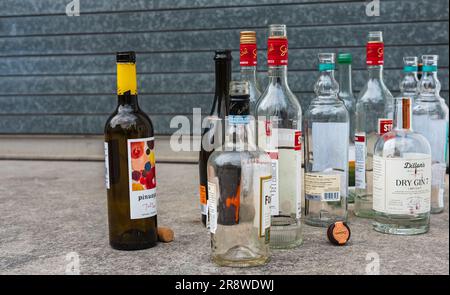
239, 31, 262, 114
208, 81, 272, 267
413, 55, 448, 214
304, 53, 349, 227
105, 52, 157, 250
399, 56, 419, 102
198, 50, 232, 226
337, 53, 356, 203
373, 97, 431, 235
256, 24, 303, 248
354, 31, 394, 218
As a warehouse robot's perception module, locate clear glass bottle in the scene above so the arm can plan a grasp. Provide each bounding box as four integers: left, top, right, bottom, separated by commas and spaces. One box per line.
354, 31, 394, 218
337, 53, 356, 203
256, 24, 303, 249
208, 81, 272, 267
399, 56, 419, 102
373, 97, 431, 235
239, 31, 262, 114
413, 55, 447, 214
304, 53, 349, 227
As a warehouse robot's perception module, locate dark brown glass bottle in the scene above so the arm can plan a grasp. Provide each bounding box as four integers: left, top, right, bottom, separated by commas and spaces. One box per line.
198, 50, 232, 226
104, 52, 157, 250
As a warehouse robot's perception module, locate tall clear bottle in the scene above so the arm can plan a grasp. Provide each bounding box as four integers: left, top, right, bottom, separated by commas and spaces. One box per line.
239, 31, 262, 113
354, 31, 394, 218
208, 81, 272, 267
373, 97, 431, 235
304, 53, 349, 227
256, 24, 303, 248
337, 53, 356, 203
199, 50, 232, 226
413, 55, 448, 214
399, 56, 419, 102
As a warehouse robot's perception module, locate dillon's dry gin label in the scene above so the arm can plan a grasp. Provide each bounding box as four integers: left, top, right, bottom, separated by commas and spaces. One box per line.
373, 154, 431, 215
127, 138, 157, 219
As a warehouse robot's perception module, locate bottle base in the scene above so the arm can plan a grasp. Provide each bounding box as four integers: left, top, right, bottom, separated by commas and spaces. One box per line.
373, 212, 430, 235
269, 216, 303, 249
304, 216, 346, 228
354, 196, 375, 219
110, 240, 157, 251
212, 246, 270, 267
431, 207, 444, 214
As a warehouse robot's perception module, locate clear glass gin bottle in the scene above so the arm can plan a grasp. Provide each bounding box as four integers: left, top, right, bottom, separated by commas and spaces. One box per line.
256, 24, 303, 249
354, 31, 394, 218
373, 97, 431, 235
208, 81, 272, 267
304, 53, 349, 227
413, 55, 448, 214
239, 31, 262, 114
337, 53, 356, 203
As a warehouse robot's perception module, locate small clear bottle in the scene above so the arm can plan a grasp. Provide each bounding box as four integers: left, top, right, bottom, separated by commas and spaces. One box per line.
413, 55, 448, 214
256, 24, 303, 249
399, 56, 419, 102
373, 97, 431, 235
304, 53, 349, 227
354, 31, 394, 218
208, 81, 272, 267
337, 53, 356, 203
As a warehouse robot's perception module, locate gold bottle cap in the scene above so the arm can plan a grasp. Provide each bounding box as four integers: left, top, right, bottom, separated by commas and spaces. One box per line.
240, 31, 256, 44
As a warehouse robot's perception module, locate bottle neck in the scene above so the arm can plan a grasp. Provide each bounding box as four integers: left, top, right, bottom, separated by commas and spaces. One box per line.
315, 68, 339, 100
116, 62, 139, 111
338, 63, 353, 95
368, 65, 384, 80
267, 65, 289, 85
400, 71, 418, 95
224, 118, 255, 151
118, 94, 139, 111
240, 66, 258, 84
418, 70, 440, 100
393, 98, 413, 131
212, 60, 231, 117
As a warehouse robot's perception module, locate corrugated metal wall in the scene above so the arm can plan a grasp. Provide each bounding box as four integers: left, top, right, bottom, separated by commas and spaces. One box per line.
0, 0, 448, 134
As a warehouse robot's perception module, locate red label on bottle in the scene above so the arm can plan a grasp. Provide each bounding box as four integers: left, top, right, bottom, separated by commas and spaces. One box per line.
378, 118, 393, 135
265, 120, 272, 136
366, 42, 384, 65
294, 131, 302, 151
355, 135, 365, 143
267, 37, 288, 66
240, 43, 257, 66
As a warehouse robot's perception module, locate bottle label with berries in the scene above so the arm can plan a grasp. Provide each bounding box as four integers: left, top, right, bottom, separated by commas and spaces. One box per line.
127, 137, 157, 219
366, 42, 384, 66
267, 37, 288, 66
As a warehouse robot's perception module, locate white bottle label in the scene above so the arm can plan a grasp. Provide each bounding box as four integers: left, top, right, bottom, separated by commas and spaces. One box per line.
127, 137, 157, 219
104, 142, 110, 189
207, 181, 217, 234
305, 173, 341, 202
373, 154, 431, 215
259, 176, 272, 238
355, 133, 366, 189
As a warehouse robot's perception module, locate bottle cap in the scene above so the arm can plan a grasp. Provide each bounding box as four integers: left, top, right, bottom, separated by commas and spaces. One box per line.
337, 53, 352, 64
116, 51, 136, 63
240, 31, 256, 44
214, 49, 232, 61
327, 221, 351, 246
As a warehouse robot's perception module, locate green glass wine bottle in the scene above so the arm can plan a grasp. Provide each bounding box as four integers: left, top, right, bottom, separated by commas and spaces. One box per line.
104, 51, 157, 250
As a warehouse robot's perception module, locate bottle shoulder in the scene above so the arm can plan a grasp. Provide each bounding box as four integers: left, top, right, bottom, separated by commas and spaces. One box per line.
374, 130, 431, 157
305, 97, 349, 121
105, 107, 154, 136
256, 84, 301, 117
413, 99, 447, 118
208, 149, 271, 168
357, 79, 394, 103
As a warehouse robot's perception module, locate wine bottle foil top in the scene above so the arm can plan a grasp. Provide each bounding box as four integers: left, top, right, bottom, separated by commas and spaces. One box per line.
240, 31, 256, 44
214, 49, 232, 61
116, 51, 136, 63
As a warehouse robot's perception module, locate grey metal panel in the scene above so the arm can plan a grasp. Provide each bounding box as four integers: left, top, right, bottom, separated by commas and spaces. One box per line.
1, 45, 448, 75
1, 22, 448, 56
0, 0, 448, 135
1, 0, 447, 37
0, 0, 364, 16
